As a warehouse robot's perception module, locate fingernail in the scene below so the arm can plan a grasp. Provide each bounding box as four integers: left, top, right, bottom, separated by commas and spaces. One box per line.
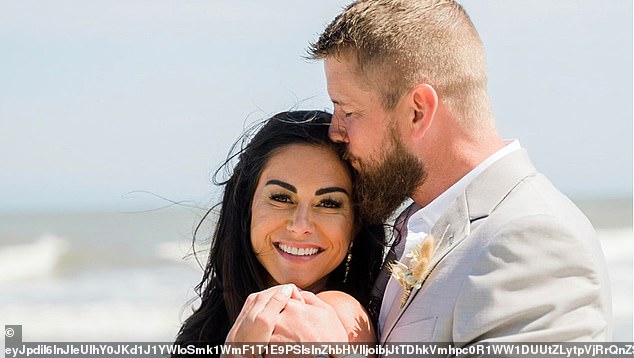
280, 284, 293, 297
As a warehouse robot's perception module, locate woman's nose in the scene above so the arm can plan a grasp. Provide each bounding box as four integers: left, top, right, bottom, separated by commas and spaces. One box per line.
328, 113, 349, 143
287, 204, 313, 235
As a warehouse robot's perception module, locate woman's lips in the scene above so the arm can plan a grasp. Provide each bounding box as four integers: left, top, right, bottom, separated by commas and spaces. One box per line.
274, 242, 323, 260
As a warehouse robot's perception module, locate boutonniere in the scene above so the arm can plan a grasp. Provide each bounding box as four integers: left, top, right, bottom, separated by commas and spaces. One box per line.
388, 225, 449, 308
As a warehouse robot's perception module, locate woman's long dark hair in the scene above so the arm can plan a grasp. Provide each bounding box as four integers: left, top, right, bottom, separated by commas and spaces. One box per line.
173, 110, 386, 350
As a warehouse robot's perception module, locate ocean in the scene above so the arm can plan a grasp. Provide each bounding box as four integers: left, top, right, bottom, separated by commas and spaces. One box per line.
0, 198, 631, 344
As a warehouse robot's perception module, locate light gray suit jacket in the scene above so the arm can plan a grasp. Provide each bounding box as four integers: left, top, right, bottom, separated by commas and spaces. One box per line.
378, 149, 612, 344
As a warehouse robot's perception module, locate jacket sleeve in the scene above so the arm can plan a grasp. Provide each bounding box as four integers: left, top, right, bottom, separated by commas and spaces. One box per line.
453, 214, 612, 343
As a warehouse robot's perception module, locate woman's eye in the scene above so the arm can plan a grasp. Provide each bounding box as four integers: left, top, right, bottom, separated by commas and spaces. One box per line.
318, 198, 343, 209
270, 193, 292, 203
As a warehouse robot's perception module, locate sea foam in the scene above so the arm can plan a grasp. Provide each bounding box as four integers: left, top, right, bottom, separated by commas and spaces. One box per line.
0, 235, 69, 283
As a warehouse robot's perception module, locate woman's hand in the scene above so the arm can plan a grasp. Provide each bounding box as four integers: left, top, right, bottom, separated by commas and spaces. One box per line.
270, 290, 350, 343
226, 284, 304, 345
224, 287, 375, 357
270, 291, 376, 358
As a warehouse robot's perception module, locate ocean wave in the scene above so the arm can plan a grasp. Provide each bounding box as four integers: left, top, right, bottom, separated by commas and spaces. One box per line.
0, 235, 70, 283
154, 240, 208, 269
0, 236, 203, 283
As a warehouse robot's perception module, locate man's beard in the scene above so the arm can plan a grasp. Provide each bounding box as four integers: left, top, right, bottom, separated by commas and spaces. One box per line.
352, 131, 425, 224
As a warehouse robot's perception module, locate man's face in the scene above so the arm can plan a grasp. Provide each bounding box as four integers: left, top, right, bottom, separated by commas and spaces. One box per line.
325, 56, 392, 172
325, 56, 425, 223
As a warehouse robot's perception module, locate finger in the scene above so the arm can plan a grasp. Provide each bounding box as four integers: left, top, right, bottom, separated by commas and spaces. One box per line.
269, 300, 304, 343
242, 285, 294, 337
243, 285, 292, 324
242, 284, 295, 326
234, 286, 277, 324
231, 285, 289, 331
260, 284, 294, 314
289, 285, 305, 303
227, 285, 295, 343
300, 290, 329, 307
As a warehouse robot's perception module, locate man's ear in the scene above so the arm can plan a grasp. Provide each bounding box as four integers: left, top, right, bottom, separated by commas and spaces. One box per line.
410, 84, 438, 139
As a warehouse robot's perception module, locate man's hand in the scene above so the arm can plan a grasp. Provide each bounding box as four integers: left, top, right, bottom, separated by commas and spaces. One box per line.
270, 290, 349, 342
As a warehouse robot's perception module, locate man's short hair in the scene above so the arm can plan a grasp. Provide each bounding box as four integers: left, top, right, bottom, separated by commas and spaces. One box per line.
308, 0, 494, 130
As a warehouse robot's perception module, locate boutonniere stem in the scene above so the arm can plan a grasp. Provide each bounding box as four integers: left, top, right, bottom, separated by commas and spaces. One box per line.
388, 225, 449, 308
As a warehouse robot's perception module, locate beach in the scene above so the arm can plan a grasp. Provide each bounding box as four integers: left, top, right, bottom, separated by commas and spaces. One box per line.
0, 198, 631, 344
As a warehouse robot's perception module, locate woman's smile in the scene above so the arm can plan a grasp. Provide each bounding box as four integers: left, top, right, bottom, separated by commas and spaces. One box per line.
250, 143, 354, 291
275, 242, 322, 257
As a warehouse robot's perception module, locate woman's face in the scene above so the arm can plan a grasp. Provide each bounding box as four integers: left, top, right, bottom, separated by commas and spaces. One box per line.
250, 143, 355, 292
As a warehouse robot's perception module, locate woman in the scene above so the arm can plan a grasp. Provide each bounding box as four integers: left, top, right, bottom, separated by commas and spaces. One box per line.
174, 110, 386, 352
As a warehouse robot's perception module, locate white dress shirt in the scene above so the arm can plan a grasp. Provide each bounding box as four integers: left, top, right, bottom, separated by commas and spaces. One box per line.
378, 140, 522, 333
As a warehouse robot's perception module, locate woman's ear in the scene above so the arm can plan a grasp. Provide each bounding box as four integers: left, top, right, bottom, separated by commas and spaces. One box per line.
410, 84, 438, 139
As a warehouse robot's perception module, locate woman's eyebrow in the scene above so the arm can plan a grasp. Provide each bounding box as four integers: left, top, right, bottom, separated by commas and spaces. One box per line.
315, 187, 349, 196
265, 180, 349, 197
265, 179, 296, 193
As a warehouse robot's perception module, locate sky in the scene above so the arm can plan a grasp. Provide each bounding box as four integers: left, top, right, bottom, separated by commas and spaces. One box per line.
0, 0, 632, 213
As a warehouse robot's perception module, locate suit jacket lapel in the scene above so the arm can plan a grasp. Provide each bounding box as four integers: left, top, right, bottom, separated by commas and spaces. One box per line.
380, 149, 538, 342
381, 195, 471, 342
465, 149, 537, 220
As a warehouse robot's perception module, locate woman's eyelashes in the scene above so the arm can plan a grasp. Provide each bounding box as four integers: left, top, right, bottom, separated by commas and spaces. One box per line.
318, 197, 344, 209
269, 192, 293, 204
267, 192, 345, 209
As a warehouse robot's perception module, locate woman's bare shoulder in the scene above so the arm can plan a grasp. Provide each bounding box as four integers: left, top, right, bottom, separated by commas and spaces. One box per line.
316, 291, 376, 343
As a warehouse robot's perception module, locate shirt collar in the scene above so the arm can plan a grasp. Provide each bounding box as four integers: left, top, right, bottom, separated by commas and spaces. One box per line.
406, 139, 522, 235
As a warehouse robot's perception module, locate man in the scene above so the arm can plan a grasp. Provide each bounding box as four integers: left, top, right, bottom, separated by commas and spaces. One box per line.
240, 0, 611, 346
301, 0, 613, 343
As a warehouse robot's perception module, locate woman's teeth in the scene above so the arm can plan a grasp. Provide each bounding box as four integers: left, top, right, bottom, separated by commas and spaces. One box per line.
278, 244, 319, 256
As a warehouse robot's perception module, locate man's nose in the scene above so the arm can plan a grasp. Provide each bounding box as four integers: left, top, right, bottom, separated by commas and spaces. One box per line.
328, 114, 348, 143
287, 204, 313, 235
